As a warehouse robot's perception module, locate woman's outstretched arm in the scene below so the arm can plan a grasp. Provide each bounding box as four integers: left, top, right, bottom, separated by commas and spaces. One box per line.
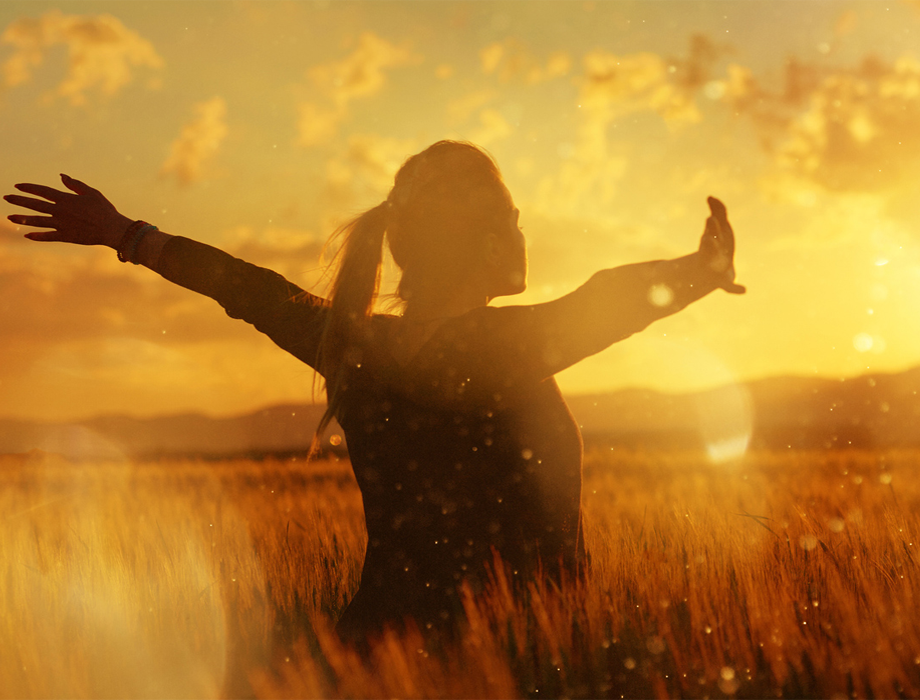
469, 197, 745, 384
5, 175, 329, 370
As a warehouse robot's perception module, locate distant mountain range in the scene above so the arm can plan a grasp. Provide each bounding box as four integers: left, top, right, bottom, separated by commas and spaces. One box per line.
2, 367, 919, 460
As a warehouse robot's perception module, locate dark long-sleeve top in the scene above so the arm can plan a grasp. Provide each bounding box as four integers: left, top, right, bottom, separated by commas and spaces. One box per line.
157, 236, 722, 638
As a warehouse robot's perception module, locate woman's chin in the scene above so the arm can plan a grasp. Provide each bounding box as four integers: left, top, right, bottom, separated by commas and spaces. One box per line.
491, 283, 526, 299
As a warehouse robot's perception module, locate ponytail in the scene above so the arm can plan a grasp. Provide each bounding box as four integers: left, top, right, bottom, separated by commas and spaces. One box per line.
310, 201, 389, 458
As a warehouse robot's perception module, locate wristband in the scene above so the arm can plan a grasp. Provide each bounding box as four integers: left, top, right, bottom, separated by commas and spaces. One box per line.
117, 221, 158, 264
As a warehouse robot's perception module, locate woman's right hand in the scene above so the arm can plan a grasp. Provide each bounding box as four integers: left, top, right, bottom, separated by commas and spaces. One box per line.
699, 196, 745, 295
4, 174, 132, 248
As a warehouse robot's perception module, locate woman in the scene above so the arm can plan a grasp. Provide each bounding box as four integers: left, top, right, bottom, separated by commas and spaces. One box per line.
5, 140, 744, 642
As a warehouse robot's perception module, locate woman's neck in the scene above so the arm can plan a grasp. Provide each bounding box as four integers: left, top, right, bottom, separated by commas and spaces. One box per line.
402, 285, 490, 323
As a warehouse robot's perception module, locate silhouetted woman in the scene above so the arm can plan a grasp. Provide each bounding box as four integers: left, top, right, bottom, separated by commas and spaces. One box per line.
5, 140, 744, 643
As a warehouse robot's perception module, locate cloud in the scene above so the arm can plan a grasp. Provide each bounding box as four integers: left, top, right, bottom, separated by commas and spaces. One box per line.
311, 32, 416, 107
0, 9, 163, 106
321, 134, 418, 218
0, 227, 210, 344
296, 32, 417, 147
721, 53, 920, 195
834, 9, 858, 39
296, 102, 342, 148
446, 88, 496, 124
479, 39, 571, 84
466, 108, 512, 147
444, 89, 514, 147
532, 147, 629, 222
160, 97, 229, 187
776, 56, 920, 193
562, 34, 920, 199
446, 39, 573, 152
0, 217, 327, 347
580, 34, 725, 128
222, 225, 325, 283
528, 36, 727, 220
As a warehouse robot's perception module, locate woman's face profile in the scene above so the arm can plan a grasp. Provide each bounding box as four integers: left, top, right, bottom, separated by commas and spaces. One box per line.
486, 198, 528, 300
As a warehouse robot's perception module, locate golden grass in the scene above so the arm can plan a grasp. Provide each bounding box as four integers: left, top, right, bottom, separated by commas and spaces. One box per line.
1, 448, 918, 698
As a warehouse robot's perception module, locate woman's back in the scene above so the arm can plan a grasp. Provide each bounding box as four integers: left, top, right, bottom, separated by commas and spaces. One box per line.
335, 309, 585, 638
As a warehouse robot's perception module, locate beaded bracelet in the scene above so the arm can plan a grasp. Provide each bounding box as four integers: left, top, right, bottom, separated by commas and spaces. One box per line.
117, 220, 158, 264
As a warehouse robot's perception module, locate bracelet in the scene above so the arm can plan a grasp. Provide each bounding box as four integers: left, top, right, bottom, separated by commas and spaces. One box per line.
117, 220, 158, 264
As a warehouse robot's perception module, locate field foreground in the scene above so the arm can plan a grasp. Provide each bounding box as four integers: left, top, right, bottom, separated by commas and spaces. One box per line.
1, 448, 919, 699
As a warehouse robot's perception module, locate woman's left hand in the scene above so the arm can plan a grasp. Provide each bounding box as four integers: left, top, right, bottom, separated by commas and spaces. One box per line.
4, 174, 132, 248
699, 196, 745, 295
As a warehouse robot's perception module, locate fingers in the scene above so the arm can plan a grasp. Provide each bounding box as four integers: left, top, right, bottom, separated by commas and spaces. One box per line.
5, 187, 60, 232
703, 215, 721, 238
60, 173, 97, 196
3, 194, 56, 214
701, 216, 728, 255
703, 195, 734, 260
707, 196, 727, 221
13, 182, 73, 203
8, 214, 56, 228
706, 196, 743, 294
23, 230, 64, 242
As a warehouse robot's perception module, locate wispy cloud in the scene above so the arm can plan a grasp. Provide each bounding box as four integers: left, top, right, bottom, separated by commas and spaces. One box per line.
446, 88, 496, 124
0, 9, 163, 106
580, 34, 726, 129
334, 134, 416, 192
719, 53, 920, 196
321, 133, 418, 225
297, 32, 418, 147
466, 108, 512, 147
532, 36, 725, 220
776, 56, 920, 194
0, 216, 326, 345
296, 102, 343, 149
444, 89, 512, 147
223, 224, 324, 283
160, 97, 229, 187
480, 39, 571, 84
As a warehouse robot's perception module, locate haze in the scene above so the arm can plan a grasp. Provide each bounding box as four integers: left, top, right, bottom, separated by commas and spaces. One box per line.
2, 0, 920, 422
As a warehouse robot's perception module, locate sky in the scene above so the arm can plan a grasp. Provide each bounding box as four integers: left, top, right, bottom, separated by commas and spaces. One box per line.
2, 0, 920, 422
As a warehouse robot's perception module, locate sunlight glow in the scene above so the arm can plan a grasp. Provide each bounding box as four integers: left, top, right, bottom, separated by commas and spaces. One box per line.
648, 284, 674, 308
705, 434, 750, 464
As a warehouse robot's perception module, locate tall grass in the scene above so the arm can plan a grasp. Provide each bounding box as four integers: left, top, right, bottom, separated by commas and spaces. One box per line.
1, 448, 918, 698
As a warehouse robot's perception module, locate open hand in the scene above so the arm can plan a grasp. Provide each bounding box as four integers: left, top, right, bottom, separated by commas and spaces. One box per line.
699, 196, 745, 295
4, 174, 131, 248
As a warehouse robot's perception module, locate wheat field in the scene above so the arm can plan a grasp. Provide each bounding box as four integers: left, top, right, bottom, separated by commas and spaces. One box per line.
1, 447, 918, 699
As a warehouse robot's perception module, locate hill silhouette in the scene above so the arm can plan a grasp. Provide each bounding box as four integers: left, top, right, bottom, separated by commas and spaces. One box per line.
1, 367, 918, 460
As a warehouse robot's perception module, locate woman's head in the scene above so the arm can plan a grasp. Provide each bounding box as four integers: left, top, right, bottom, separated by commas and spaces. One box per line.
313, 140, 526, 454
386, 140, 526, 301
325, 141, 526, 326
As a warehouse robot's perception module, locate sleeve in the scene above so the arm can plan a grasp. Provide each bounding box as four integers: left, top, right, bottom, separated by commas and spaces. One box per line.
156, 236, 329, 372
466, 251, 725, 385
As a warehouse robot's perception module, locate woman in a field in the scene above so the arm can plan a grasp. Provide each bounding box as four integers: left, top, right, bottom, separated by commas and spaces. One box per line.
5, 140, 743, 643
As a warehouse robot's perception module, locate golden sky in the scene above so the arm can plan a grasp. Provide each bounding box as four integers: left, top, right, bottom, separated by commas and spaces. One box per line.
3, 0, 920, 422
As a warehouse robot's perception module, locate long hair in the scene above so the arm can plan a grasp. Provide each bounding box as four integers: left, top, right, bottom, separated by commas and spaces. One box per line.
309, 140, 506, 456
